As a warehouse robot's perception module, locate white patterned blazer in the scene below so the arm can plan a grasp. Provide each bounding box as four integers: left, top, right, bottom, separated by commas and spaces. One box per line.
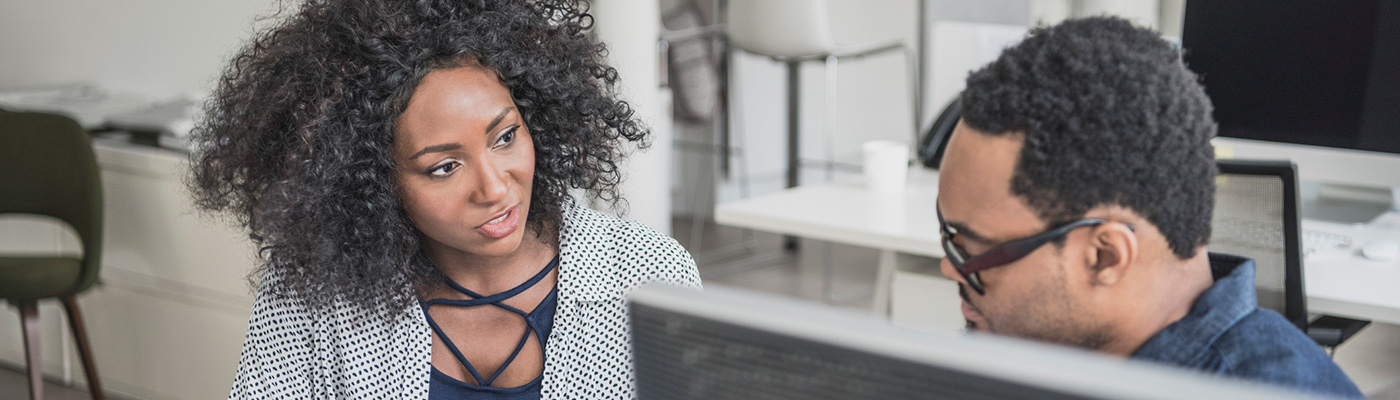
228, 204, 702, 399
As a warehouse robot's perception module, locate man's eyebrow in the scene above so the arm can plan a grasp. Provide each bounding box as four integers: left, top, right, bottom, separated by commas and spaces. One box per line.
484, 107, 515, 135
948, 221, 996, 245
409, 143, 463, 160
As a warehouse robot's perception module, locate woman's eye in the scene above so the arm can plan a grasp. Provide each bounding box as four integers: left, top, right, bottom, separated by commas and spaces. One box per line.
495, 126, 518, 147
428, 161, 460, 177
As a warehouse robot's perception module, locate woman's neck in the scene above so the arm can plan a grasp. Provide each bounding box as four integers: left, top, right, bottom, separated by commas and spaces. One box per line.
427, 230, 559, 296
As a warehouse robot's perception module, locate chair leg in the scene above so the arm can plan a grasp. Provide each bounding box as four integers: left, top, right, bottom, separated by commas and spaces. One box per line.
905, 44, 922, 140
61, 296, 105, 400
822, 54, 837, 181
783, 59, 802, 251
18, 300, 43, 400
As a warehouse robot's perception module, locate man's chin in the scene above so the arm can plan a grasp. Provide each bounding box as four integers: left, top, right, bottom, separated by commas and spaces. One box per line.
964, 317, 991, 332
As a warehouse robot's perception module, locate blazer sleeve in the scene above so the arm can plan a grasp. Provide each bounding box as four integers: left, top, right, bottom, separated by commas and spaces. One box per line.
616, 219, 703, 292
229, 279, 317, 399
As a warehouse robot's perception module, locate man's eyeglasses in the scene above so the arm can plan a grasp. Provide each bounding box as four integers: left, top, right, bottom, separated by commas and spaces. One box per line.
937, 205, 1127, 295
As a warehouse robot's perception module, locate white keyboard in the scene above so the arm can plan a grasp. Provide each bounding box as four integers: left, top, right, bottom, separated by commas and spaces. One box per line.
1303, 229, 1354, 258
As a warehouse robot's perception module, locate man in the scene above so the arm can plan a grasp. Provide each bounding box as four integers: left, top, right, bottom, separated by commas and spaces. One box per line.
936, 17, 1362, 398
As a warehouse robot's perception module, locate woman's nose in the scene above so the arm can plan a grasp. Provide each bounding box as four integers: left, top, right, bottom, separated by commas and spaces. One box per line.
468, 158, 509, 204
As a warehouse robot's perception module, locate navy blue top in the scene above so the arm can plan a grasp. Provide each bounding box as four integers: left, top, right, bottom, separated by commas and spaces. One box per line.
1132, 253, 1362, 399
423, 256, 559, 400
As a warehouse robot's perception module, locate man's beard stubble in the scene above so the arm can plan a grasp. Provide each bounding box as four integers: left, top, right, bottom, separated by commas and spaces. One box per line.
956, 278, 1115, 351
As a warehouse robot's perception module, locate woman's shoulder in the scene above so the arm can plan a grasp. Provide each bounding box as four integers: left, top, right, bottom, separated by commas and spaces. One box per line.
236, 276, 431, 399
561, 204, 701, 292
248, 273, 423, 332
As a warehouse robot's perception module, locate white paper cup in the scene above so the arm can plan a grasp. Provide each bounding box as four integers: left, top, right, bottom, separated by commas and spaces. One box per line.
863, 140, 909, 192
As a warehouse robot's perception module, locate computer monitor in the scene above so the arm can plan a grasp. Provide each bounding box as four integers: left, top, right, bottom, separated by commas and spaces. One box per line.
1181, 0, 1400, 218
629, 284, 1322, 400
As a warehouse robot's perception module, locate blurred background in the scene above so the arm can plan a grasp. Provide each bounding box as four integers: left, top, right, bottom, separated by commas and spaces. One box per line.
2, 1, 1398, 399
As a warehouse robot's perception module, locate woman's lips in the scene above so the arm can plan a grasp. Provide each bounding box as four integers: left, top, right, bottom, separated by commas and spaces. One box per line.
477, 204, 521, 239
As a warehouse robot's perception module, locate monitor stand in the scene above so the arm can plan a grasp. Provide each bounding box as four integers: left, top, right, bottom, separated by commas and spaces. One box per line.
1300, 181, 1398, 225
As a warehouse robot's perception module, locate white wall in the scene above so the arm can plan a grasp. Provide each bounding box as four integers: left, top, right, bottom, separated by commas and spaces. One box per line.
0, 0, 284, 98
591, 0, 672, 234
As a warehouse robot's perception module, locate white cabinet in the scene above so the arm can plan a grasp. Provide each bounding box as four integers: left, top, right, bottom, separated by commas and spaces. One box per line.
887, 254, 965, 334
0, 139, 255, 400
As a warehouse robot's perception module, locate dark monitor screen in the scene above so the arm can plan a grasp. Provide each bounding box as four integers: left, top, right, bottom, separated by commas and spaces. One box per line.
629, 284, 1318, 400
1182, 0, 1400, 154
633, 300, 1081, 399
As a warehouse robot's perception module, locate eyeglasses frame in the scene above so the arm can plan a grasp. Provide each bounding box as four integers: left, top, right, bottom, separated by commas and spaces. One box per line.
937, 205, 1131, 295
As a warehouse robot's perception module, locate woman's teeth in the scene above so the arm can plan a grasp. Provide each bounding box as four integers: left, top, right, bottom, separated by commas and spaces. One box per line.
487, 211, 508, 224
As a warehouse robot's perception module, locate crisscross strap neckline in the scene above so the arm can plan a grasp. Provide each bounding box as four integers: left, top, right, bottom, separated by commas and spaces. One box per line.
422, 255, 559, 387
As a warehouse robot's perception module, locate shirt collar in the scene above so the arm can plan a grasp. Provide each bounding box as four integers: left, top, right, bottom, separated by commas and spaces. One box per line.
1130, 253, 1258, 365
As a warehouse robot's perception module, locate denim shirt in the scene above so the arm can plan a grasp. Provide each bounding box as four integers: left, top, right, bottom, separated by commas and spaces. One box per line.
1132, 253, 1363, 399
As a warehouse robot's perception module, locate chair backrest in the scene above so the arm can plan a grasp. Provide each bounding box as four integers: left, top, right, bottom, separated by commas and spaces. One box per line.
917, 95, 960, 169
0, 111, 104, 294
1211, 159, 1306, 330
725, 0, 840, 58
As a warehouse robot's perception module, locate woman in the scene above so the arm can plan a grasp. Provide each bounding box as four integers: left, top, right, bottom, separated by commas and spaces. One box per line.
189, 0, 700, 398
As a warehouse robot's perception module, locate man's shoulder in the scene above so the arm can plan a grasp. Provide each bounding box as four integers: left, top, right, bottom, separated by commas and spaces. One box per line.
1208, 309, 1362, 398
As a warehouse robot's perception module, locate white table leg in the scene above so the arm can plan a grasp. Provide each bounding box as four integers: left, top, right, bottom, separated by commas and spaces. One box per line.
873, 250, 897, 316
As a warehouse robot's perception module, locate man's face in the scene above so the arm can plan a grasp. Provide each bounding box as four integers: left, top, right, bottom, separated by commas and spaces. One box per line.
936, 121, 1115, 350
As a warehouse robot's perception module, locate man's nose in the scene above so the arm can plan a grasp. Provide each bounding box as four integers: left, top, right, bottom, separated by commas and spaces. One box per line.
939, 257, 966, 286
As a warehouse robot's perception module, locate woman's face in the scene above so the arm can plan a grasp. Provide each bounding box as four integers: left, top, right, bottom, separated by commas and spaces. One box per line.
394, 65, 536, 261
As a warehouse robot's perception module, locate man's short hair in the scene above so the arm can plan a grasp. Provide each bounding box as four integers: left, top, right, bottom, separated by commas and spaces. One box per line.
959, 16, 1217, 259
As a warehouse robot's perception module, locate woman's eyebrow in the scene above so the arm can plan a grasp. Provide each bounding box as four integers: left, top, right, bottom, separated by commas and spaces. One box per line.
409, 143, 462, 160
484, 106, 515, 134
408, 107, 515, 160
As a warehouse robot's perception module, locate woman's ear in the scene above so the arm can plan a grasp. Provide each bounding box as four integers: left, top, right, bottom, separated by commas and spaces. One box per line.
1086, 223, 1138, 286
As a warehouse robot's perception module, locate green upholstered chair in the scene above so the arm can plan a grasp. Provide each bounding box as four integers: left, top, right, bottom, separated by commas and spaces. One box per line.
0, 111, 105, 400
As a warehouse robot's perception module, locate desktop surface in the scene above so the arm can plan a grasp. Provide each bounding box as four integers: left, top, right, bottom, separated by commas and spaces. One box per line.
713, 167, 944, 258
1302, 214, 1400, 325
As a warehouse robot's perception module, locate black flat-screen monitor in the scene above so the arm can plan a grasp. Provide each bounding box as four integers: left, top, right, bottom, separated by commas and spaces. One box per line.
1182, 0, 1400, 155
629, 283, 1320, 400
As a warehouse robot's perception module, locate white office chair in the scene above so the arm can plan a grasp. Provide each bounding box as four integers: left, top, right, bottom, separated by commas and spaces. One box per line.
726, 0, 918, 188
727, 0, 905, 58
726, 0, 917, 303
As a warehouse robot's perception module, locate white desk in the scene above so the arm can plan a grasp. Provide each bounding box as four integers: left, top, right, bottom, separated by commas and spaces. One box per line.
714, 167, 1400, 328
1301, 214, 1400, 325
0, 86, 196, 143
714, 168, 952, 329
0, 86, 152, 130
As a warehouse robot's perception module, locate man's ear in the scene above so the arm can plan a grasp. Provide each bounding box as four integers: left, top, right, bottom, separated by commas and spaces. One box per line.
1086, 223, 1138, 286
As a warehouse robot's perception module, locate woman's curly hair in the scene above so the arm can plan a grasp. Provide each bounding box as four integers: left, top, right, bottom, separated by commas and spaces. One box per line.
189, 0, 647, 318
